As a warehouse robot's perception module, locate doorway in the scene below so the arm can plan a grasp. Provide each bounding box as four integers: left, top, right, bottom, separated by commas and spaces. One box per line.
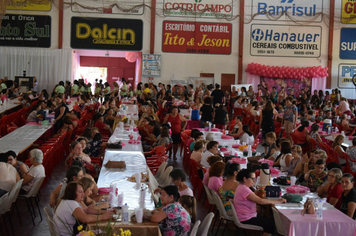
221, 74, 235, 92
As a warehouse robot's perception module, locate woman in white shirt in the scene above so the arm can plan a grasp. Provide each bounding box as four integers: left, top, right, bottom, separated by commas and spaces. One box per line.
274, 141, 293, 172
240, 125, 254, 146
54, 182, 113, 236
21, 149, 46, 194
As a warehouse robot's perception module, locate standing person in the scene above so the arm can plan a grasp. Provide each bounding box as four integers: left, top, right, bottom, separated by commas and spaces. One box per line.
120, 78, 128, 98
188, 84, 195, 104
72, 80, 79, 97
211, 83, 224, 106
213, 104, 228, 129
163, 106, 187, 160
270, 87, 278, 104
246, 85, 254, 99
283, 96, 298, 143
260, 100, 277, 149
55, 81, 65, 95
53, 94, 69, 133
277, 87, 287, 104
340, 173, 356, 219
200, 96, 214, 128
103, 82, 111, 101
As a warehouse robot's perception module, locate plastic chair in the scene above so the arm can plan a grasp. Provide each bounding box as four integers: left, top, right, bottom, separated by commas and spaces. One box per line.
0, 193, 10, 235
190, 220, 201, 236
197, 212, 215, 236
211, 190, 234, 235
4, 179, 23, 226
44, 206, 60, 236
203, 185, 216, 212
229, 199, 264, 233
154, 162, 167, 180
272, 206, 286, 236
18, 177, 45, 226
157, 166, 173, 186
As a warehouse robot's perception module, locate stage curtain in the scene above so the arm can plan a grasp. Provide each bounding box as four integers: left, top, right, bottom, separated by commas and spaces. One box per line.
246, 73, 260, 91
311, 77, 326, 92
0, 47, 72, 92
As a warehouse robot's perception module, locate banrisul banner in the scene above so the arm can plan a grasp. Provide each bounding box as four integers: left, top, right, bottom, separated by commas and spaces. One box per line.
0, 14, 51, 48
162, 21, 232, 54
251, 0, 323, 22
250, 24, 321, 58
338, 64, 356, 89
163, 0, 233, 18
340, 28, 356, 59
342, 0, 356, 24
71, 17, 143, 50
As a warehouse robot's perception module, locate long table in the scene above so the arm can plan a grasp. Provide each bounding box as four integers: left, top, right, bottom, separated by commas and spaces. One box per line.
0, 123, 52, 154
325, 134, 353, 148
0, 99, 22, 114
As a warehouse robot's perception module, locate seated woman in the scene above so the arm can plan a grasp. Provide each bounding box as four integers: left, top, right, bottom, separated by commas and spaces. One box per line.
267, 138, 285, 162
340, 173, 356, 219
78, 177, 109, 210
0, 153, 20, 197
304, 159, 328, 192
6, 150, 29, 179
340, 114, 354, 135
151, 186, 191, 236
239, 125, 255, 145
85, 133, 104, 157
218, 162, 240, 216
65, 141, 100, 179
292, 120, 309, 147
207, 162, 225, 193
190, 140, 206, 165
50, 165, 84, 207
326, 168, 343, 209
285, 145, 302, 176
346, 137, 356, 172
26, 103, 42, 123
203, 155, 223, 186
54, 182, 113, 236
21, 149, 46, 194
332, 135, 347, 166
201, 141, 220, 168
229, 116, 243, 139
104, 108, 116, 128
54, 115, 74, 137
264, 132, 277, 159
274, 141, 293, 172
70, 110, 81, 128
94, 114, 111, 135
178, 195, 197, 223
234, 169, 286, 236
308, 123, 324, 147
169, 168, 193, 197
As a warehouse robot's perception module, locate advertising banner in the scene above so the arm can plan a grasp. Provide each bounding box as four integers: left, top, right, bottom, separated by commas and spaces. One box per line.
250, 24, 321, 58
341, 0, 356, 24
7, 0, 51, 11
163, 0, 233, 18
0, 14, 51, 48
71, 17, 143, 51
338, 64, 356, 89
162, 21, 232, 54
251, 0, 323, 22
340, 28, 356, 59
71, 0, 144, 15
142, 54, 161, 77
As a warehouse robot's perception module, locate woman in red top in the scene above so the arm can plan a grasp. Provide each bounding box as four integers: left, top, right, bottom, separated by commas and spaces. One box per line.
94, 114, 111, 135
70, 110, 81, 128
326, 168, 343, 209
163, 106, 187, 160
292, 120, 309, 147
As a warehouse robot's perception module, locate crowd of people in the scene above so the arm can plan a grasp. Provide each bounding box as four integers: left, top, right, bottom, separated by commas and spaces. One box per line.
1, 76, 356, 236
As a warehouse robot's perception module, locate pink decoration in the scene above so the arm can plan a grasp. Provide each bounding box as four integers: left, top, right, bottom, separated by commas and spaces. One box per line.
231, 158, 247, 164
258, 159, 274, 166
125, 52, 140, 63
245, 63, 328, 79
221, 135, 234, 139
232, 144, 241, 148
220, 147, 228, 152
98, 187, 110, 195
211, 128, 219, 131
286, 185, 310, 194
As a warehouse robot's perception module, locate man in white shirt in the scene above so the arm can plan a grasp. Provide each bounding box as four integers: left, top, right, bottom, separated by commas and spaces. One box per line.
21, 149, 45, 194
201, 141, 219, 168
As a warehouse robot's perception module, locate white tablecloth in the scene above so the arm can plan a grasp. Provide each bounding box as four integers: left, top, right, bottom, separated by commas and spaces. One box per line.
325, 135, 352, 148
0, 123, 52, 154
0, 99, 21, 114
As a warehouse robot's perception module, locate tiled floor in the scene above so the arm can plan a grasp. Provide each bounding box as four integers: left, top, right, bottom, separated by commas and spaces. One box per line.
4, 145, 266, 236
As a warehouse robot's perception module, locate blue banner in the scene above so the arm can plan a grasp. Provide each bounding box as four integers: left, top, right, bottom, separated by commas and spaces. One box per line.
340, 28, 356, 59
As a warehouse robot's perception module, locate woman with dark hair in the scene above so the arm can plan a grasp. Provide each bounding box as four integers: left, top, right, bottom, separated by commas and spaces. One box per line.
154, 168, 194, 197
103, 82, 111, 101
293, 120, 309, 147
54, 182, 113, 236
120, 78, 127, 98
85, 133, 103, 157
163, 106, 187, 160
53, 94, 69, 132
199, 96, 214, 128
233, 169, 286, 236
178, 196, 197, 223
94, 114, 111, 135
341, 173, 356, 219
6, 150, 29, 178
151, 186, 191, 236
240, 124, 254, 145
260, 100, 277, 148
208, 162, 225, 193
274, 141, 293, 172
219, 162, 240, 216
304, 159, 327, 192
308, 123, 324, 146
26, 103, 43, 122
346, 137, 356, 172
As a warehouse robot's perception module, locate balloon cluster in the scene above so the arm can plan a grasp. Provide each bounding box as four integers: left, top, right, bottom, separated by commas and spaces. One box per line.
125, 51, 140, 63
245, 63, 328, 79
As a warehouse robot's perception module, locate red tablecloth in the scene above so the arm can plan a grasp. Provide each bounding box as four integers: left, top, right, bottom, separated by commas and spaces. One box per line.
186, 120, 201, 129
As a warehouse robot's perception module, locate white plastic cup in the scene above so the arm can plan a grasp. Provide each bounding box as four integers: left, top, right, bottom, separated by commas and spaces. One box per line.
135, 208, 143, 223
135, 172, 141, 185
290, 176, 296, 186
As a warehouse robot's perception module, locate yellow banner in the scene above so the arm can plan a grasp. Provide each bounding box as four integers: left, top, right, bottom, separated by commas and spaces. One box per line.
7, 0, 51, 11
342, 0, 356, 23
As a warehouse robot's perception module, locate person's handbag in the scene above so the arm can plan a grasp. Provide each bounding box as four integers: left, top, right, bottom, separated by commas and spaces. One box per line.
107, 141, 122, 149
264, 186, 281, 198
302, 198, 315, 215
282, 193, 303, 203
273, 176, 291, 185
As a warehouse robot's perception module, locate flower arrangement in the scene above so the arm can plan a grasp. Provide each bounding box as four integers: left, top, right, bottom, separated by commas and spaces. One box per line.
121, 116, 128, 124
37, 114, 43, 123
76, 227, 131, 236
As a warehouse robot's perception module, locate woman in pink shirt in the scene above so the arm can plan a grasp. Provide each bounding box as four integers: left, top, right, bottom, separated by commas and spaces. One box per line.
207, 162, 225, 193
190, 140, 206, 165
233, 169, 286, 236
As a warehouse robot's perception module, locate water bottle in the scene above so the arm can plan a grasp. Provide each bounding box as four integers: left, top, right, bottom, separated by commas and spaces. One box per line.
328, 126, 331, 135
317, 200, 323, 220
122, 203, 129, 223
335, 127, 339, 133
248, 145, 252, 157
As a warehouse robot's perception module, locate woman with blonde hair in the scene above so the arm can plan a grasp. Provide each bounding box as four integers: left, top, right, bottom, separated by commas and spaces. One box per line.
178, 195, 197, 223
78, 177, 109, 210
286, 145, 302, 175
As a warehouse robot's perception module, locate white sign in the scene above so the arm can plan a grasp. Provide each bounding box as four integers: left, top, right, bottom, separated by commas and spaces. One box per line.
142, 54, 161, 77
250, 24, 321, 58
71, 0, 144, 15
163, 0, 233, 18
338, 64, 356, 89
251, 0, 323, 22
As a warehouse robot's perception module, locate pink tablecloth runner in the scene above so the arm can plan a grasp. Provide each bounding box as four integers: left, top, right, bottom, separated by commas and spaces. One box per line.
278, 208, 356, 236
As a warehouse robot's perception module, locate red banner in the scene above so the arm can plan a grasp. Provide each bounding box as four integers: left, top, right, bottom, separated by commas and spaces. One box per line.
162, 21, 232, 54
